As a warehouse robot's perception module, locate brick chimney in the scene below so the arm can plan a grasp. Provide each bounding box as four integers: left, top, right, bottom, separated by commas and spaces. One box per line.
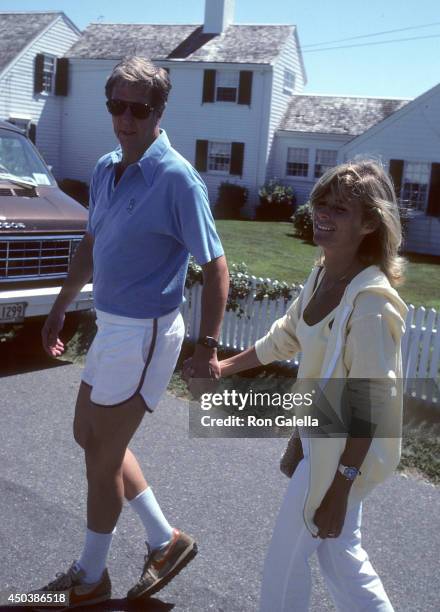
203, 0, 234, 34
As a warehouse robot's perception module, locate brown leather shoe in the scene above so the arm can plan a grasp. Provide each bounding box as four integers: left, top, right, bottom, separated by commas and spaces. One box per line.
127, 528, 198, 600
31, 562, 111, 611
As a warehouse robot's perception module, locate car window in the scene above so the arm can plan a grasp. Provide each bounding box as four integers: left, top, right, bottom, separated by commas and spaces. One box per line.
0, 130, 55, 186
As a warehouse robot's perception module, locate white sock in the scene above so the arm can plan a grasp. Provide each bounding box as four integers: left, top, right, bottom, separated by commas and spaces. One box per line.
76, 526, 116, 584
129, 487, 173, 550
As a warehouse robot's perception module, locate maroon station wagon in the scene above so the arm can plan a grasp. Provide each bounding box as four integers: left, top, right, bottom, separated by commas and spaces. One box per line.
0, 120, 93, 330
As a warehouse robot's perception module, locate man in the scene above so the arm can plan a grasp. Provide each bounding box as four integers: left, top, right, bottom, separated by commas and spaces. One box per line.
36, 56, 229, 607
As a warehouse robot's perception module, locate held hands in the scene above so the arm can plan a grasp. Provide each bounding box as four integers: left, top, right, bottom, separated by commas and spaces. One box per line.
41, 308, 66, 357
182, 346, 221, 398
313, 473, 351, 539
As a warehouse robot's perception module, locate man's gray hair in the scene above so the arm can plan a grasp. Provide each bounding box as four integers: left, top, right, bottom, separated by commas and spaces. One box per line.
105, 56, 171, 116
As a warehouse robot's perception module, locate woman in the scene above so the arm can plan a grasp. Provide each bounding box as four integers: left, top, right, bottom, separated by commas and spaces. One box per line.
220, 160, 407, 611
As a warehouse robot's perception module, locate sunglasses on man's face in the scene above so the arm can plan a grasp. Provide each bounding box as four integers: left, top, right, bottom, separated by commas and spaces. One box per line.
106, 99, 155, 120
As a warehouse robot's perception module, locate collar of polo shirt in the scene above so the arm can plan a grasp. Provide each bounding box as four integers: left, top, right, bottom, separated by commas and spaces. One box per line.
105, 129, 171, 187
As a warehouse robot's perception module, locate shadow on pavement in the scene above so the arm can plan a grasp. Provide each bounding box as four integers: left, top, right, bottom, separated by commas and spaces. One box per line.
0, 338, 70, 377
0, 312, 95, 378
73, 597, 174, 611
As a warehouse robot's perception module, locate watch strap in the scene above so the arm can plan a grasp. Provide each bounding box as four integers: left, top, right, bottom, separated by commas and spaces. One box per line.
197, 335, 219, 349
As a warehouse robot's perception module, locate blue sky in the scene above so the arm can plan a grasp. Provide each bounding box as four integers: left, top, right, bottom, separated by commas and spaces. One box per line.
3, 0, 439, 99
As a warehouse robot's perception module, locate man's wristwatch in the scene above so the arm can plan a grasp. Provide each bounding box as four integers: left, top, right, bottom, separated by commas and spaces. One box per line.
197, 336, 219, 349
338, 464, 361, 481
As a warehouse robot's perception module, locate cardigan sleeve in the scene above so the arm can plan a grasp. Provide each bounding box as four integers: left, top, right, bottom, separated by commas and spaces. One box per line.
343, 295, 405, 380
254, 294, 302, 365
342, 294, 406, 437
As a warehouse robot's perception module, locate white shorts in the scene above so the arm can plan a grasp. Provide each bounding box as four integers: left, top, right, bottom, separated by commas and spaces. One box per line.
81, 307, 185, 411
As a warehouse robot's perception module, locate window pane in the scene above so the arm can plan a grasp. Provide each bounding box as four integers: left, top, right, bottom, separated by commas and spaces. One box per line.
42, 55, 55, 93
287, 162, 308, 176
286, 148, 309, 176
287, 148, 308, 163
401, 161, 430, 211
208, 141, 231, 172
216, 87, 237, 102
216, 70, 238, 102
0, 131, 54, 184
284, 69, 295, 91
314, 149, 337, 178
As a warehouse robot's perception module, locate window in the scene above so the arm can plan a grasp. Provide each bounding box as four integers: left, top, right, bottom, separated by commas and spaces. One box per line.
314, 149, 337, 178
216, 71, 239, 102
286, 148, 309, 177
42, 55, 56, 93
0, 130, 54, 184
283, 69, 296, 93
208, 142, 231, 172
401, 161, 430, 211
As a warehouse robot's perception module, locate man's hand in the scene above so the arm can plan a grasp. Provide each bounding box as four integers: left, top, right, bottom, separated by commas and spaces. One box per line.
182, 346, 220, 398
313, 473, 351, 539
41, 308, 66, 357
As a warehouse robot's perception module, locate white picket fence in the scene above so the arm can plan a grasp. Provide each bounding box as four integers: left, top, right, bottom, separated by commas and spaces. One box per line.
181, 276, 440, 404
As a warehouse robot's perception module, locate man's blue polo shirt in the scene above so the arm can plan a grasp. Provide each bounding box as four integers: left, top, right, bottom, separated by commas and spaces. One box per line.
87, 129, 224, 318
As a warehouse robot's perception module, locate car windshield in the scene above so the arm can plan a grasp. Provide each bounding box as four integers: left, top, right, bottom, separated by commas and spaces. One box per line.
0, 129, 55, 186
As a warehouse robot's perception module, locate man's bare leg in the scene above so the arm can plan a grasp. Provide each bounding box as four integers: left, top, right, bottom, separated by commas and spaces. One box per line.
123, 448, 148, 501
85, 393, 146, 532
74, 382, 148, 501
73, 382, 173, 580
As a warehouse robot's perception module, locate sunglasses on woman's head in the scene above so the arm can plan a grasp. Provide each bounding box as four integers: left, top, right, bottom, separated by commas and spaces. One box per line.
106, 99, 155, 119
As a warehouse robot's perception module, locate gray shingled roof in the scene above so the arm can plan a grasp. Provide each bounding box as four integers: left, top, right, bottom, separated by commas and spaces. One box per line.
280, 95, 410, 136
0, 12, 60, 74
66, 23, 294, 64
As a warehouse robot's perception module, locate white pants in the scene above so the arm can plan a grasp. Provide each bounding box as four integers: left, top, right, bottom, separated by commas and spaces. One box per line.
259, 452, 394, 611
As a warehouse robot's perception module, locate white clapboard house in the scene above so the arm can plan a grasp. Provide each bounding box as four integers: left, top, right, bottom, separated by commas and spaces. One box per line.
0, 11, 81, 177
0, 1, 439, 254
57, 0, 306, 213
275, 87, 440, 255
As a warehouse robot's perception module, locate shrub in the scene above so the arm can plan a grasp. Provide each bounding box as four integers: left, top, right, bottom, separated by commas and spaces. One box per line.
215, 182, 248, 219
185, 258, 294, 317
58, 178, 89, 207
256, 180, 295, 221
292, 202, 314, 243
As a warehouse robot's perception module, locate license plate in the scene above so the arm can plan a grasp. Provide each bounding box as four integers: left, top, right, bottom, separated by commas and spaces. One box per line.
0, 302, 27, 323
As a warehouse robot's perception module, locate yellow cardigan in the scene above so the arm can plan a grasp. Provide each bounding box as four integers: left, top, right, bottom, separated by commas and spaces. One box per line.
255, 265, 408, 535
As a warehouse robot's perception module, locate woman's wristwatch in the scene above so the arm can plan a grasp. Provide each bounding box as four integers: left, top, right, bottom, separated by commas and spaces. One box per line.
338, 463, 361, 481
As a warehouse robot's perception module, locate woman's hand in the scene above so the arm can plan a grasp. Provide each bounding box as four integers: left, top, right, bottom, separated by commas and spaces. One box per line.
182, 347, 221, 398
313, 474, 351, 539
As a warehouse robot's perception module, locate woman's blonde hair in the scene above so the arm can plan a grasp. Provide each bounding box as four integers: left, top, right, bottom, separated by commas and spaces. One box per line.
309, 159, 406, 286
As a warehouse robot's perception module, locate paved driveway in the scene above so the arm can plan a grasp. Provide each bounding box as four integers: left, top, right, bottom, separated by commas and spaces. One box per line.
0, 362, 438, 611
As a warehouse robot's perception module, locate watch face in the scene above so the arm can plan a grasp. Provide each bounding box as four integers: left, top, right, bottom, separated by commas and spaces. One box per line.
344, 467, 358, 480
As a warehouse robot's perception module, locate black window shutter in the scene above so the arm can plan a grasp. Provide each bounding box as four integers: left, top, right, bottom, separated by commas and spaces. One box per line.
238, 71, 253, 105
426, 163, 440, 217
195, 140, 208, 172
28, 123, 37, 144
388, 159, 404, 199
230, 142, 245, 176
55, 58, 69, 96
34, 53, 44, 94
202, 70, 216, 103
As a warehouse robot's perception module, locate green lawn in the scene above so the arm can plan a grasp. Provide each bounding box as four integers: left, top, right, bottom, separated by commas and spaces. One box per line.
216, 220, 440, 310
